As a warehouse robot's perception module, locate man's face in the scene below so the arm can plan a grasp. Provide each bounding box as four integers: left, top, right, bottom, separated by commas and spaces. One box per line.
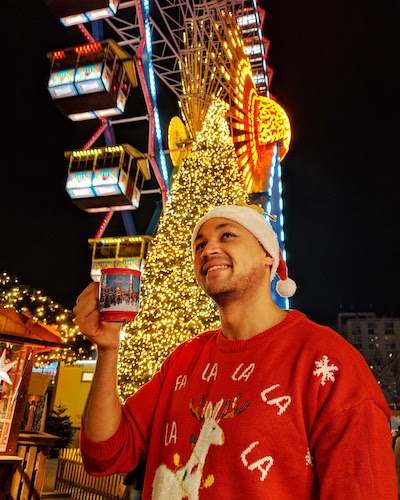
193, 217, 273, 304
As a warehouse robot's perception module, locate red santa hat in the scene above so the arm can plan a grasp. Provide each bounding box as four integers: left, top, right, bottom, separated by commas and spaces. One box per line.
275, 248, 297, 298
191, 202, 297, 298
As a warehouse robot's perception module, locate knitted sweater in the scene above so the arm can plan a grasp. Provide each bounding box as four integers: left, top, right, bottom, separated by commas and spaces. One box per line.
80, 310, 397, 499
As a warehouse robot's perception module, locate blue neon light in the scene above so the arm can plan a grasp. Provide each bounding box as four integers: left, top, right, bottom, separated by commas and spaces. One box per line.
141, 3, 169, 188
265, 144, 290, 309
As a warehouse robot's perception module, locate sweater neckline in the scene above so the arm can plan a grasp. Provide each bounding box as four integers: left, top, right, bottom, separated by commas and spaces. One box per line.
215, 309, 304, 353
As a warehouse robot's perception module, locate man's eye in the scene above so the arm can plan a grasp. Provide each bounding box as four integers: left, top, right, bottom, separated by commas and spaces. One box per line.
195, 242, 206, 252
222, 232, 234, 239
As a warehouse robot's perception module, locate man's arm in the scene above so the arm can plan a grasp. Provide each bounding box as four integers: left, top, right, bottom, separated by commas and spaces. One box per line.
313, 400, 397, 498
74, 281, 123, 441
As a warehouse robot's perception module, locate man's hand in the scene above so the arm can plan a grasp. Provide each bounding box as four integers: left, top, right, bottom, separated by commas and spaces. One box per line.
73, 281, 122, 351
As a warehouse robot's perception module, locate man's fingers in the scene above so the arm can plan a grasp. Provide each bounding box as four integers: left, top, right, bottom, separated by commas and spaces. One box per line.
73, 282, 99, 316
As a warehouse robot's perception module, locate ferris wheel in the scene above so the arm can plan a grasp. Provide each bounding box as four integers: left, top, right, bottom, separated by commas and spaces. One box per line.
43, 0, 291, 305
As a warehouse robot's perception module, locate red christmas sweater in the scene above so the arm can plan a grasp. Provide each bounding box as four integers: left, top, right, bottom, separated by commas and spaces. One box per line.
80, 310, 397, 499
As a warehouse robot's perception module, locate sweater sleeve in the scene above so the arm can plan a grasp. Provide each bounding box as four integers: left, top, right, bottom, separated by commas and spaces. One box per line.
80, 363, 164, 475
80, 334, 210, 475
311, 399, 397, 499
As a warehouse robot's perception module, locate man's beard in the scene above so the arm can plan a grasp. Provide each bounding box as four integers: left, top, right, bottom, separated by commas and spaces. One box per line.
203, 263, 266, 306
206, 288, 236, 307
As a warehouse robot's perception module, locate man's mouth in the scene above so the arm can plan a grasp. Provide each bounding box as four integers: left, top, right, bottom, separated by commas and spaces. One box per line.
204, 264, 229, 276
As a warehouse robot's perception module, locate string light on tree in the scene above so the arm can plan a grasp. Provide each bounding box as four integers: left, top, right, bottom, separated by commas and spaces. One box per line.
118, 98, 249, 400
0, 272, 95, 365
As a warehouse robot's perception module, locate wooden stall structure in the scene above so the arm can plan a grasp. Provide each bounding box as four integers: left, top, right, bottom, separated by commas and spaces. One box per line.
0, 307, 65, 500
55, 448, 126, 500
9, 432, 59, 500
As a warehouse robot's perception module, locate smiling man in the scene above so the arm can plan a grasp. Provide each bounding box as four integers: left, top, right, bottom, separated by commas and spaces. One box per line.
75, 202, 397, 499
191, 204, 293, 339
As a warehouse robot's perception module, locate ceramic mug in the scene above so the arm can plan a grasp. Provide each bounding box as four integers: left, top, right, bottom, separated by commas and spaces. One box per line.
98, 268, 141, 322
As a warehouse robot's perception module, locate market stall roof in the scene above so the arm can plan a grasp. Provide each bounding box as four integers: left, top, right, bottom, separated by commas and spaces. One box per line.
0, 307, 65, 350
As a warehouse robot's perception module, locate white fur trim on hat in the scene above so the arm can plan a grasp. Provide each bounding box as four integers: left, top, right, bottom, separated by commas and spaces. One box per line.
275, 248, 297, 298
192, 204, 298, 293
276, 277, 297, 297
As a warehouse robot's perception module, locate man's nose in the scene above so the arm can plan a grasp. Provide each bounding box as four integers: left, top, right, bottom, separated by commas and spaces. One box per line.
201, 240, 220, 258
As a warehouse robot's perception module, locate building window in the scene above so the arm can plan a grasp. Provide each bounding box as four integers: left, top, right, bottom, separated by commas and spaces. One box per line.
81, 371, 94, 382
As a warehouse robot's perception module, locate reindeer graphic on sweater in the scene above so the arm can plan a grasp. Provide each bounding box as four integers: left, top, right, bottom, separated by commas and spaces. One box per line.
152, 394, 249, 499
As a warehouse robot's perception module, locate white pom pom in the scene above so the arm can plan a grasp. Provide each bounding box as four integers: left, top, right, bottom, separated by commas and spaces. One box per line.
276, 278, 297, 298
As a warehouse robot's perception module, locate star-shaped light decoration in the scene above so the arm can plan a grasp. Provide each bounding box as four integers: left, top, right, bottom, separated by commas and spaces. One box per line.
0, 349, 18, 385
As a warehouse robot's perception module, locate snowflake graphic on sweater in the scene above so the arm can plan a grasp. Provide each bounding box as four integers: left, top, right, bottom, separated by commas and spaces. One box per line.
313, 355, 338, 386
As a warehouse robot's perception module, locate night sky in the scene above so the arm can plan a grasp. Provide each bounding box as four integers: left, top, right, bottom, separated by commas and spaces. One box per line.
2, 0, 399, 327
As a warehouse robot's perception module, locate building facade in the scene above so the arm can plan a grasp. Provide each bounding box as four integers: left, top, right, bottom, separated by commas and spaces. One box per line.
337, 312, 400, 412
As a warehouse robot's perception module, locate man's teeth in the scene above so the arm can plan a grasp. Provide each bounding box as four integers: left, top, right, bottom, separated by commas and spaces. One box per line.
207, 265, 227, 273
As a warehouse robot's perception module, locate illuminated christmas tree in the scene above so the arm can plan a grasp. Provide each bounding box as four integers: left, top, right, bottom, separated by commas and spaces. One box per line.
118, 98, 249, 399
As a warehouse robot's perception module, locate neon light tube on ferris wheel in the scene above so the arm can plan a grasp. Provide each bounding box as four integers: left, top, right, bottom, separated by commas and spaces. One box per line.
142, 0, 169, 191
236, 0, 271, 95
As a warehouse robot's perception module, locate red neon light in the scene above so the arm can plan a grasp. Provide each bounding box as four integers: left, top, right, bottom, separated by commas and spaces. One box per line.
78, 23, 96, 44
82, 119, 107, 150
74, 43, 102, 55
52, 50, 66, 60
95, 209, 114, 239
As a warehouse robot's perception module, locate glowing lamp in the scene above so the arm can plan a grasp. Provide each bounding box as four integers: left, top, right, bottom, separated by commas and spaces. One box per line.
61, 13, 88, 26
48, 68, 77, 98
236, 14, 257, 27
68, 111, 97, 121
66, 170, 95, 199
43, 0, 120, 27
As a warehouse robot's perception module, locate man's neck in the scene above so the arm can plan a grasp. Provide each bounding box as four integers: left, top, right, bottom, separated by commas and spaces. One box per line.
218, 298, 287, 340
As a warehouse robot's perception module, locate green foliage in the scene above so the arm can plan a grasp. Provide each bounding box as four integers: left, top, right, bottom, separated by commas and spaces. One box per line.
45, 404, 75, 451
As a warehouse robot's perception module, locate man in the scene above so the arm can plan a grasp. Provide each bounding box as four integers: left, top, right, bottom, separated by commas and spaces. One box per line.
74, 202, 397, 499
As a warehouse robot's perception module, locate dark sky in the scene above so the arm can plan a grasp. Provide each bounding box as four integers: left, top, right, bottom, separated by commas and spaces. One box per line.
2, 0, 399, 327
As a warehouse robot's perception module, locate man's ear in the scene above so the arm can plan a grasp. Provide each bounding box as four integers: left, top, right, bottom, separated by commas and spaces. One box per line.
264, 254, 274, 268
258, 242, 274, 268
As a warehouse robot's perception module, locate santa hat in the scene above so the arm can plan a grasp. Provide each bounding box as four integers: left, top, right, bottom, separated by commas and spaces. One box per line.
191, 203, 297, 298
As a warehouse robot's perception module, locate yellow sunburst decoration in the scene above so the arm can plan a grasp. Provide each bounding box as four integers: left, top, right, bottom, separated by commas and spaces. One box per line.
227, 65, 291, 193
177, 8, 291, 195
168, 116, 192, 169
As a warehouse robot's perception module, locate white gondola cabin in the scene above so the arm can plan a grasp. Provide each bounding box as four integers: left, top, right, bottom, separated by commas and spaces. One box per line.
88, 235, 153, 281
65, 144, 151, 212
47, 39, 137, 121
